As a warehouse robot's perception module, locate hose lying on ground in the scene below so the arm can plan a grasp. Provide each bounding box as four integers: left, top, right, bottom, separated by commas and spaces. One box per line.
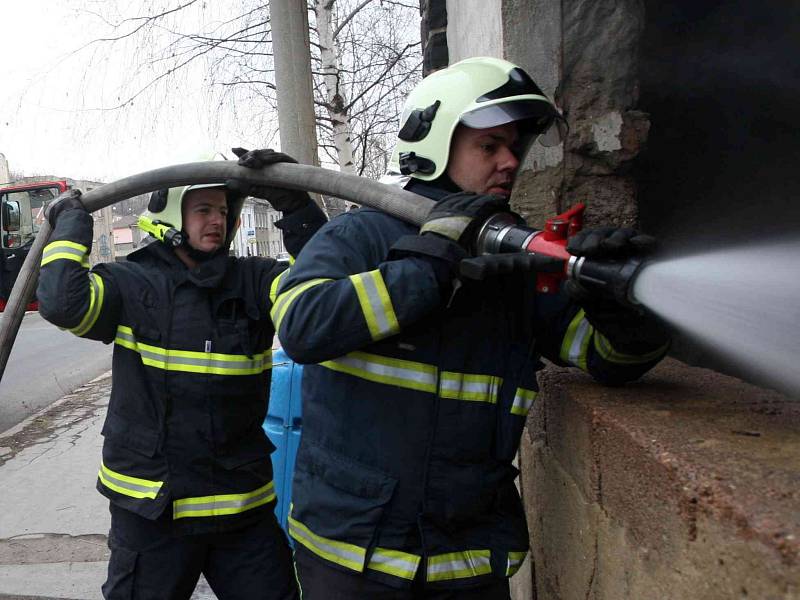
0, 162, 435, 382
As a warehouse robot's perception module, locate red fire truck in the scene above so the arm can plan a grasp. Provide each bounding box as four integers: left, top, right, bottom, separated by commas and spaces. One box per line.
0, 180, 69, 311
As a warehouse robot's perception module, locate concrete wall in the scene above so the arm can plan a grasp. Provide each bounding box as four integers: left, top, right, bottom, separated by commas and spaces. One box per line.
522, 359, 799, 599
506, 0, 647, 231
446, 0, 503, 62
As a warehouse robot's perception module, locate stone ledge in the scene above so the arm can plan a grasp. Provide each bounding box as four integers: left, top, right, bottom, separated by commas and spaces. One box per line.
521, 358, 799, 599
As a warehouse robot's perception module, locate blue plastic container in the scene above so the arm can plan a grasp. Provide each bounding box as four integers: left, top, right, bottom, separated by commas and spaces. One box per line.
263, 347, 303, 532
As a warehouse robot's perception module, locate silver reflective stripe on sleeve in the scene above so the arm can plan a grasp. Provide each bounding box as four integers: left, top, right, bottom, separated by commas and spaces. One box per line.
41, 240, 90, 268
98, 461, 163, 500
420, 216, 471, 241
510, 387, 537, 416
506, 551, 528, 576
349, 270, 400, 341
70, 273, 105, 337
559, 309, 593, 371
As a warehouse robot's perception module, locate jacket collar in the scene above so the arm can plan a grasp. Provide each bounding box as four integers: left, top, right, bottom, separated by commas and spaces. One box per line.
131, 239, 229, 288
403, 178, 457, 203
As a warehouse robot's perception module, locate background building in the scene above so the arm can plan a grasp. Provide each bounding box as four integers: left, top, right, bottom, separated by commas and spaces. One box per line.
231, 197, 288, 259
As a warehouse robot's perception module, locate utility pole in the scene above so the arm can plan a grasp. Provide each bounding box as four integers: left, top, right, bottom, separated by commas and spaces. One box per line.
270, 0, 318, 167
269, 0, 344, 216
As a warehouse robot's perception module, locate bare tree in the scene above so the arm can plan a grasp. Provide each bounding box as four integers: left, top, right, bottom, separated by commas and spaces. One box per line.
75, 0, 421, 181
313, 0, 420, 177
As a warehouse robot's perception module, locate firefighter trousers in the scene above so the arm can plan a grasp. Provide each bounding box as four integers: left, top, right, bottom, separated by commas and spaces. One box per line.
294, 546, 511, 599
102, 503, 300, 600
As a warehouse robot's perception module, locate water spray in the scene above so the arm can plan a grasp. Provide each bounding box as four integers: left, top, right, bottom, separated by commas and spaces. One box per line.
632, 241, 800, 398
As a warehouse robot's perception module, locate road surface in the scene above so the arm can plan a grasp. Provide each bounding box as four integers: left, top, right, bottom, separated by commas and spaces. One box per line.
0, 312, 111, 433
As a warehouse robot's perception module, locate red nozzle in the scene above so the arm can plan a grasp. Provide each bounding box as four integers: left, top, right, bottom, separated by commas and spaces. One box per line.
526, 203, 585, 292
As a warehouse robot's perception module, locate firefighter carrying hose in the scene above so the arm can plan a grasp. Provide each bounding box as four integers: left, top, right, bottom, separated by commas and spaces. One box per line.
36, 150, 326, 598
273, 57, 671, 599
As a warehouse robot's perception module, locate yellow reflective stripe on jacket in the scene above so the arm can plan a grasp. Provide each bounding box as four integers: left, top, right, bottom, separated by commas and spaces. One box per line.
321, 352, 505, 404
288, 510, 497, 584
173, 481, 275, 519
98, 461, 163, 500
426, 549, 492, 582
511, 387, 537, 416
420, 215, 471, 241
559, 309, 593, 371
269, 269, 288, 305
367, 547, 421, 581
115, 326, 272, 375
349, 270, 400, 341
270, 278, 333, 331
288, 515, 367, 572
41, 240, 90, 268
69, 273, 105, 337
321, 351, 438, 393
439, 371, 502, 404
594, 332, 668, 365
506, 551, 528, 576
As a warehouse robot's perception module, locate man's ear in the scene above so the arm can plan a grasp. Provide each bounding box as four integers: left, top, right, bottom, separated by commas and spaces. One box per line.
235, 216, 241, 230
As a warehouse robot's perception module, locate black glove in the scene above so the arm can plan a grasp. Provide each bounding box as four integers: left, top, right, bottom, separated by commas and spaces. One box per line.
566, 226, 656, 258
420, 192, 511, 251
44, 189, 86, 227
226, 147, 311, 213
458, 253, 563, 281
565, 226, 667, 353
565, 279, 670, 353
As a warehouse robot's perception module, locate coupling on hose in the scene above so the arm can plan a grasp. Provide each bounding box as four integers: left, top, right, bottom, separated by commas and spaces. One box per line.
473, 204, 644, 305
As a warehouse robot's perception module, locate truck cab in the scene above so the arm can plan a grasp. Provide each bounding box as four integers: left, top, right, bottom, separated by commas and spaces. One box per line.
0, 180, 68, 311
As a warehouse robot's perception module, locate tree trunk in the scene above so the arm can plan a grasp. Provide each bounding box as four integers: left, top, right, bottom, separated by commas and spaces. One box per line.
316, 0, 357, 176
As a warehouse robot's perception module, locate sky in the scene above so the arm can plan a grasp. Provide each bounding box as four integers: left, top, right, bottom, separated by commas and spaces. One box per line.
0, 1, 276, 184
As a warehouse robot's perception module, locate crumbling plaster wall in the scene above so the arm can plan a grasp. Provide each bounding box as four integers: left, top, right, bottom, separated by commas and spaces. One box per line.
511, 0, 648, 230
446, 0, 647, 230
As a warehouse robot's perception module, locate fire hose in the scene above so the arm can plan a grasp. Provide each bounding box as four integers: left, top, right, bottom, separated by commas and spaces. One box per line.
0, 162, 644, 383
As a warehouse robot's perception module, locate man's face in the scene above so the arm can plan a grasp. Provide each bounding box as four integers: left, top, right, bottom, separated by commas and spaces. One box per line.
181, 188, 228, 253
445, 122, 521, 197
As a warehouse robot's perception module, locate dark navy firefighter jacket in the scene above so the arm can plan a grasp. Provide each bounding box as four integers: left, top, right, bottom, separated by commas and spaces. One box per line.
273, 182, 668, 589
37, 202, 325, 534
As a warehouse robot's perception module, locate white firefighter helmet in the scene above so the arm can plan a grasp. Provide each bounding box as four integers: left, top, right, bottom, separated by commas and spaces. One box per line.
389, 56, 566, 181
138, 153, 244, 248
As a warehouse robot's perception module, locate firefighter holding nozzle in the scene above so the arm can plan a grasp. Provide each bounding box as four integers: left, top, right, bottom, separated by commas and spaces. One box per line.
38, 150, 326, 598
274, 57, 670, 599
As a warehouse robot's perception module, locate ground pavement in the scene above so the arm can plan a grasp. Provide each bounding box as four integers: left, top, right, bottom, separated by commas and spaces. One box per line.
0, 373, 216, 600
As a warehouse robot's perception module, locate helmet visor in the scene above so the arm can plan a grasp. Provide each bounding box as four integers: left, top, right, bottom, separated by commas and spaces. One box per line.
460, 100, 567, 147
